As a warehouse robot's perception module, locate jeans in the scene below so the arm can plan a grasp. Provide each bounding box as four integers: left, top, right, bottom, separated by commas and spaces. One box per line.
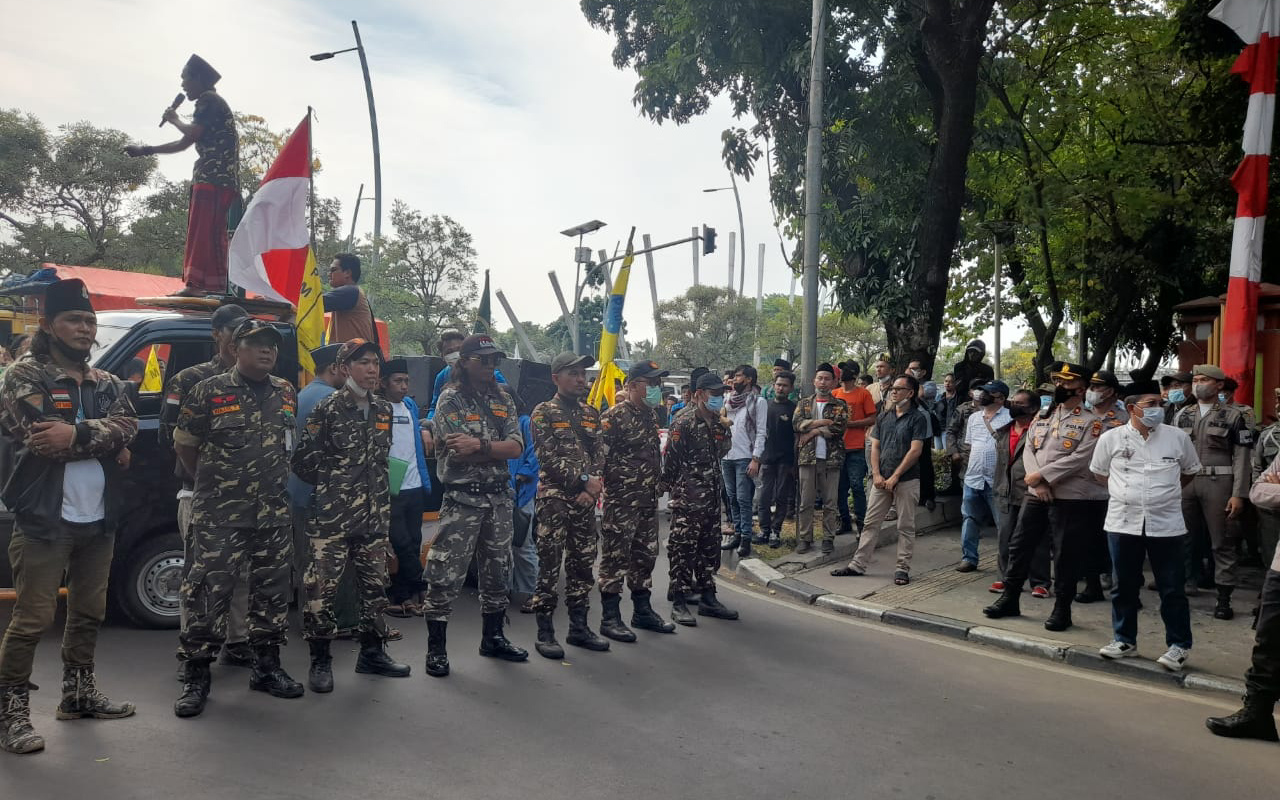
960, 483, 998, 566
721, 458, 756, 539
387, 486, 428, 604
758, 462, 795, 535
1108, 532, 1191, 649
510, 500, 539, 595
838, 450, 869, 528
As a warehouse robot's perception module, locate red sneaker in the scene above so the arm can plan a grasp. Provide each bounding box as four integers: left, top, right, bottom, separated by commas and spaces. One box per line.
1031, 586, 1050, 599
988, 581, 1004, 594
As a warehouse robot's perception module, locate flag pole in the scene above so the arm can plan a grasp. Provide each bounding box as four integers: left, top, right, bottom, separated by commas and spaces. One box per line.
307, 107, 316, 256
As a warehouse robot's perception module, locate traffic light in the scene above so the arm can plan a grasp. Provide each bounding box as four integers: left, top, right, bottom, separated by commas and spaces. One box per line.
702, 225, 717, 256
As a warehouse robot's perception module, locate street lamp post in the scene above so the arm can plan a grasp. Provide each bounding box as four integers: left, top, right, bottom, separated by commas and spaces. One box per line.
703, 179, 746, 295
558, 220, 608, 354
311, 19, 382, 272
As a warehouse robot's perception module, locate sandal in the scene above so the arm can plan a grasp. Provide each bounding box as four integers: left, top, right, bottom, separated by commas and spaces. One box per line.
830, 566, 864, 577
385, 627, 403, 641
403, 601, 423, 617
894, 571, 910, 586
384, 604, 411, 618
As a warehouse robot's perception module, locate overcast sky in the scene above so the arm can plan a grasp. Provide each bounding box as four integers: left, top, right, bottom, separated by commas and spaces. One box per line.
1, 0, 804, 345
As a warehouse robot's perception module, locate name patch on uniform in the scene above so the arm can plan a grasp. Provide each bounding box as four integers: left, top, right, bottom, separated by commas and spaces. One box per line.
489, 401, 508, 418
212, 404, 241, 415
551, 421, 570, 429
375, 422, 390, 431
465, 413, 483, 422
583, 420, 597, 430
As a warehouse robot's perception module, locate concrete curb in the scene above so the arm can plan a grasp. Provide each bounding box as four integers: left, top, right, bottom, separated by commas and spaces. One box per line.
882, 609, 972, 640
768, 578, 828, 605
813, 594, 889, 620
967, 626, 1070, 661
735, 558, 785, 587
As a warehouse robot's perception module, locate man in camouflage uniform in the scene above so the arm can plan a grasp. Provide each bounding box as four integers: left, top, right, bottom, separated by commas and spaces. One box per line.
663, 371, 737, 626
160, 303, 253, 670
530, 352, 610, 657
293, 339, 410, 691
1175, 364, 1254, 620
0, 279, 137, 755
597, 360, 677, 641
420, 334, 528, 677
172, 319, 304, 718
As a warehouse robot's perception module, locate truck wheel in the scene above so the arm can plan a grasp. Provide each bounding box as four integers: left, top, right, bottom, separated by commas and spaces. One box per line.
119, 533, 184, 629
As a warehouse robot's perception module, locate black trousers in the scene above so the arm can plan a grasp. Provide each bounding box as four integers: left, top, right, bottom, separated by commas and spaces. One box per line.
758, 462, 795, 535
1247, 569, 1280, 702
387, 486, 428, 604
1004, 498, 1106, 601
997, 503, 1051, 588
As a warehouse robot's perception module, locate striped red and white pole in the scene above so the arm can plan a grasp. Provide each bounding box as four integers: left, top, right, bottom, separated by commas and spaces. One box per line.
1212, 0, 1280, 402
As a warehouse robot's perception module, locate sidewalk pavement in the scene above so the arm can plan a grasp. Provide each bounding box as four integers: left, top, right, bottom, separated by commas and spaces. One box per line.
723, 500, 1261, 697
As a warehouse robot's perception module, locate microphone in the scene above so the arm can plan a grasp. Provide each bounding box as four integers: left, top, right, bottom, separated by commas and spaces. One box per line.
159, 93, 185, 128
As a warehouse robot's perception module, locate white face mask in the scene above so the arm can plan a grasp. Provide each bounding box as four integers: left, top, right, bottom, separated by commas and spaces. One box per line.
444, 351, 460, 365
970, 389, 983, 402
1085, 389, 1105, 409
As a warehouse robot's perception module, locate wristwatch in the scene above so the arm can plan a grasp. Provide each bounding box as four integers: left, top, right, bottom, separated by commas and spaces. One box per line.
579, 473, 591, 492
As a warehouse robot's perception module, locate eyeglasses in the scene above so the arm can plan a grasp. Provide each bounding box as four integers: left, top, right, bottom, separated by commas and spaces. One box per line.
888, 386, 912, 393
468, 355, 501, 366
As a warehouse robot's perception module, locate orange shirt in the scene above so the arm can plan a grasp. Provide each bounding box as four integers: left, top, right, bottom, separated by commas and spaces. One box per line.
832, 385, 877, 450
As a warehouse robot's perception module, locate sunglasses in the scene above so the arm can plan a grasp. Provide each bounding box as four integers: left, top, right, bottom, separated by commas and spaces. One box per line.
468, 355, 501, 366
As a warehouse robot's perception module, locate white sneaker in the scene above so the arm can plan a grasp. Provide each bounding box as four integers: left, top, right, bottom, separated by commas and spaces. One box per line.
1099, 641, 1138, 659
1156, 645, 1190, 672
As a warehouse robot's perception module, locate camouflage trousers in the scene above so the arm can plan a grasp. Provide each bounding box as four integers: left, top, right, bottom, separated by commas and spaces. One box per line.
597, 503, 659, 595
178, 525, 292, 662
421, 492, 513, 621
667, 500, 721, 596
303, 528, 389, 641
532, 497, 598, 612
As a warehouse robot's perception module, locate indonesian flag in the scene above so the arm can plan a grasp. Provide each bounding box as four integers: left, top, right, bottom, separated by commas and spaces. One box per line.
227, 113, 326, 373
1211, 0, 1280, 402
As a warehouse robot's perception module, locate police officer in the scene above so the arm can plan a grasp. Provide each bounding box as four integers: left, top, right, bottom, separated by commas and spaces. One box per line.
420, 334, 528, 677
1175, 364, 1253, 620
598, 360, 677, 641
1075, 369, 1129, 603
293, 339, 410, 692
0, 279, 137, 755
530, 352, 610, 657
984, 362, 1108, 631
663, 371, 738, 626
160, 303, 254, 670
172, 318, 303, 718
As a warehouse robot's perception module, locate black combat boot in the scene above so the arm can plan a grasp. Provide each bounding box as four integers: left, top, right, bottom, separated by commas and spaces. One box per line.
0, 683, 44, 754
219, 641, 254, 668
565, 607, 610, 651
1206, 694, 1280, 742
1074, 576, 1105, 604
670, 593, 698, 627
55, 663, 136, 720
1215, 586, 1236, 621
983, 588, 1022, 619
174, 659, 212, 718
1044, 596, 1073, 632
696, 588, 739, 620
534, 613, 565, 660
599, 593, 637, 642
425, 620, 450, 677
308, 640, 334, 693
631, 589, 676, 634
249, 645, 305, 698
479, 612, 529, 661
355, 631, 411, 677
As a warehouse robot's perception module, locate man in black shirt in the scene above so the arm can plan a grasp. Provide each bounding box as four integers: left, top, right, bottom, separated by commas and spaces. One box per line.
758, 371, 797, 548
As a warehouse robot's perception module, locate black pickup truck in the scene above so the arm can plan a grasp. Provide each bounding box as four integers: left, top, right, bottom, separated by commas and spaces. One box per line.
0, 309, 298, 629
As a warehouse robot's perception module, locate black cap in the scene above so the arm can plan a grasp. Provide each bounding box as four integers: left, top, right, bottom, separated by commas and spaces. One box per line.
211, 303, 249, 331
689, 366, 709, 385
550, 351, 594, 373
1089, 370, 1120, 390
1165, 370, 1193, 385
184, 54, 221, 86
382, 358, 409, 377
695, 372, 727, 392
310, 343, 341, 371
459, 334, 504, 358
44, 279, 93, 319
816, 362, 836, 377
773, 358, 791, 369
1125, 380, 1161, 397
626, 359, 668, 382
336, 338, 380, 364
232, 318, 282, 345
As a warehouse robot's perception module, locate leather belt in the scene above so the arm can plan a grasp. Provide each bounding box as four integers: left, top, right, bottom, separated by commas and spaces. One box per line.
1197, 466, 1234, 477
443, 482, 508, 496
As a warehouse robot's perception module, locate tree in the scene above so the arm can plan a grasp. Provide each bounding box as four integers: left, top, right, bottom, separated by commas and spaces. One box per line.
651, 285, 758, 369
758, 294, 886, 370
367, 203, 479, 355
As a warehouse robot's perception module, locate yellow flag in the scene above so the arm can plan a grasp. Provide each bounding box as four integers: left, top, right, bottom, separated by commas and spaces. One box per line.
140, 345, 163, 393
295, 249, 325, 373
587, 231, 635, 410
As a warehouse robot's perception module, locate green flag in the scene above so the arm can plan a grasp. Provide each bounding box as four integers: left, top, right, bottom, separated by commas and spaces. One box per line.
473, 269, 491, 333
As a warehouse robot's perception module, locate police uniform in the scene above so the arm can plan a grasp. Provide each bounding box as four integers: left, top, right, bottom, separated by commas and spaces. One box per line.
985, 362, 1108, 632
1174, 364, 1253, 617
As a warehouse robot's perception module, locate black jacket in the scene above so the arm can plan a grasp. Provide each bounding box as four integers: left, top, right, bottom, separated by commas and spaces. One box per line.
762, 399, 797, 464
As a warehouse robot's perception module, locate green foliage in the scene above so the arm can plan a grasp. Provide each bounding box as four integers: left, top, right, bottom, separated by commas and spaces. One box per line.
651, 285, 759, 369
758, 294, 886, 371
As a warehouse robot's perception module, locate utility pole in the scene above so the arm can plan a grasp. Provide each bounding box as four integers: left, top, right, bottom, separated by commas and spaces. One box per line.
726, 231, 736, 294
495, 290, 543, 362
644, 233, 661, 350
993, 237, 1002, 380
754, 242, 765, 366
690, 226, 700, 286
800, 0, 826, 392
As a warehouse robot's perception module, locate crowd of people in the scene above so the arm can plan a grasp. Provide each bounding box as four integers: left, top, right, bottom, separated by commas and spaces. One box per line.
0, 280, 1277, 756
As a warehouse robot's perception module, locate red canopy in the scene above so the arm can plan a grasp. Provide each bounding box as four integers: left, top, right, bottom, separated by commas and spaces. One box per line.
46, 264, 185, 311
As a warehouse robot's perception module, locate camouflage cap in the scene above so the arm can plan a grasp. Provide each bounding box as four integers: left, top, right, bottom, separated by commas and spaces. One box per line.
336, 338, 381, 364
232, 318, 282, 345
1193, 364, 1226, 381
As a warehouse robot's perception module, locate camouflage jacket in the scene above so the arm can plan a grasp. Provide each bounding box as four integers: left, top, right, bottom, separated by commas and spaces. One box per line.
175, 368, 296, 529
661, 406, 730, 505
600, 400, 661, 507
293, 384, 392, 534
792, 394, 849, 466
159, 356, 228, 486
0, 353, 137, 528
532, 394, 604, 502
433, 382, 521, 508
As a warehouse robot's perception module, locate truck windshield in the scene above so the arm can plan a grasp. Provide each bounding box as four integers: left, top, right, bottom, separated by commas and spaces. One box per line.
90, 324, 133, 367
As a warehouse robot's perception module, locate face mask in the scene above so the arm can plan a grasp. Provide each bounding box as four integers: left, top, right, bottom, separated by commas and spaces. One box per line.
1192, 383, 1217, 401
1010, 403, 1034, 419
345, 376, 368, 395
978, 392, 994, 407
1140, 406, 1164, 428
644, 386, 663, 407
1218, 393, 1228, 404
970, 389, 983, 403
1053, 386, 1074, 404
1040, 395, 1052, 411
841, 369, 857, 383
1168, 389, 1185, 404
895, 397, 913, 410
706, 395, 725, 412
1085, 390, 1105, 408
444, 352, 460, 365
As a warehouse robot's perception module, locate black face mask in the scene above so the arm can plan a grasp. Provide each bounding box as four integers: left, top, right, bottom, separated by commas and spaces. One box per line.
1009, 402, 1034, 419
978, 392, 994, 407
1053, 386, 1074, 404
841, 369, 856, 383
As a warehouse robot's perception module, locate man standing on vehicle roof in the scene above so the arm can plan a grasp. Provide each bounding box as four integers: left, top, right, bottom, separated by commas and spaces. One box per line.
172, 319, 304, 718
160, 303, 253, 670
323, 254, 378, 345
0, 279, 138, 755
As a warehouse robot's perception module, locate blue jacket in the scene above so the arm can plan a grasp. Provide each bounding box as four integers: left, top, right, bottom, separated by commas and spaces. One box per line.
288, 379, 337, 508
508, 414, 538, 508
427, 365, 508, 419
399, 394, 432, 494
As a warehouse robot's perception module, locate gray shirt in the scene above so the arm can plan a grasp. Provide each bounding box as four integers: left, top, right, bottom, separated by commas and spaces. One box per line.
871, 405, 931, 481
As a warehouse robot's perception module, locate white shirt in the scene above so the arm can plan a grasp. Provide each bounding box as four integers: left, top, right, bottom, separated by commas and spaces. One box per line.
62, 402, 105, 523
724, 392, 768, 460
388, 400, 422, 491
1090, 422, 1201, 536
963, 405, 1011, 490
814, 400, 828, 460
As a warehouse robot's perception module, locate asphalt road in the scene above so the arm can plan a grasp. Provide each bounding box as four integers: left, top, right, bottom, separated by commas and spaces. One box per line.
2, 557, 1279, 799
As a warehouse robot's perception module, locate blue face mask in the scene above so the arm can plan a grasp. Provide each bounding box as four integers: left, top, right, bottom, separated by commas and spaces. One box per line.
1168, 389, 1185, 404
1040, 395, 1052, 410
645, 386, 663, 407
706, 395, 725, 412
1218, 393, 1228, 404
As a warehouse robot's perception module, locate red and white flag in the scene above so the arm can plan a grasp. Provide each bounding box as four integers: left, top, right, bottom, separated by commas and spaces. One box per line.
1211, 0, 1280, 401
227, 113, 325, 372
